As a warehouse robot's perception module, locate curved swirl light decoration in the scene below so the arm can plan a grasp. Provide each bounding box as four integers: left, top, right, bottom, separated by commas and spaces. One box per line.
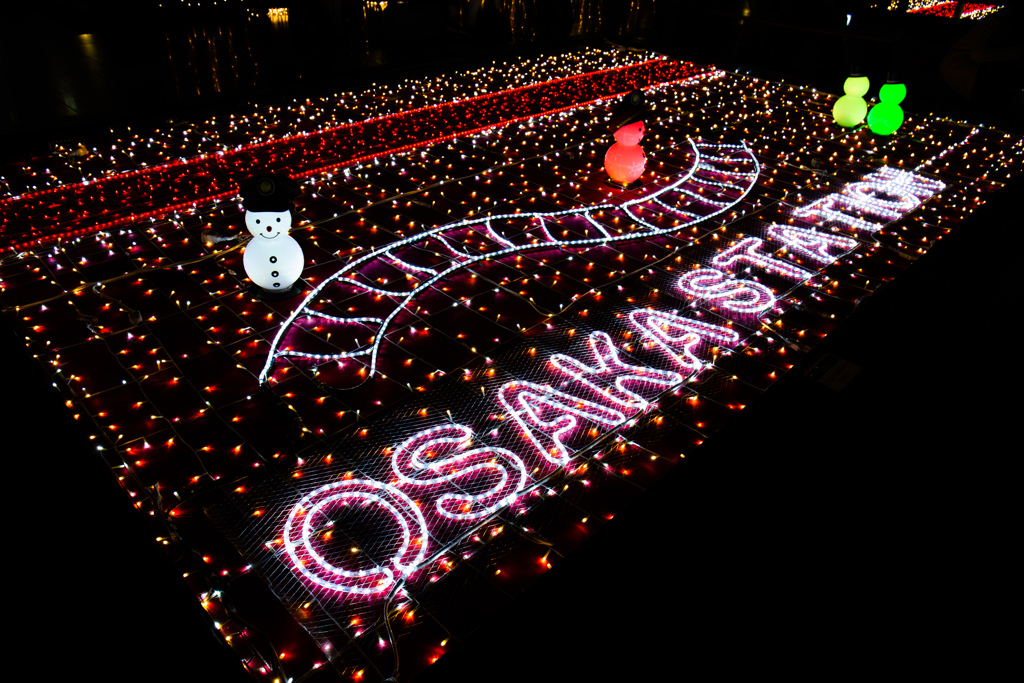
257, 139, 761, 387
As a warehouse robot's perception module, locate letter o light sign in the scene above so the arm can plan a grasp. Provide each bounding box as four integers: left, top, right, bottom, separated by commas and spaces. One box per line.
283, 479, 429, 595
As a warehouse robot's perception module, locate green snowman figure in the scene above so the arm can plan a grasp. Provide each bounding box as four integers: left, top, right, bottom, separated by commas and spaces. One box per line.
868, 77, 906, 136
833, 71, 870, 128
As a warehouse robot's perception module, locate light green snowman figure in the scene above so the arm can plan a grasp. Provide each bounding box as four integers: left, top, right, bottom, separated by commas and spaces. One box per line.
833, 73, 870, 128
868, 79, 906, 136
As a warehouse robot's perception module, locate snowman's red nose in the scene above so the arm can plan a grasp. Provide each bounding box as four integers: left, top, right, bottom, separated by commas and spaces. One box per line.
266, 226, 273, 232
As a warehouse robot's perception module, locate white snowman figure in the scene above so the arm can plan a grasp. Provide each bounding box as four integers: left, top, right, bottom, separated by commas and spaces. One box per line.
239, 173, 304, 297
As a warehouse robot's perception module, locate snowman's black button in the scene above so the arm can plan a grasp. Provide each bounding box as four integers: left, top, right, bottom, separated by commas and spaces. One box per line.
271, 271, 279, 277
273, 282, 281, 288
269, 256, 278, 263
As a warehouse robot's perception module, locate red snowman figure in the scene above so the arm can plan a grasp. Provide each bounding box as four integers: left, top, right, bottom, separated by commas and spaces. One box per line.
604, 120, 647, 186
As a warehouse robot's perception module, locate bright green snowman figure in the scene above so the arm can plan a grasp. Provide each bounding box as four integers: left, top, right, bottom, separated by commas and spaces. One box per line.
833, 73, 870, 128
867, 80, 906, 136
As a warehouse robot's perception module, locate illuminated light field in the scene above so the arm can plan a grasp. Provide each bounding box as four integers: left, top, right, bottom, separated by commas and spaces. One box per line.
1, 46, 1021, 682
0, 56, 707, 252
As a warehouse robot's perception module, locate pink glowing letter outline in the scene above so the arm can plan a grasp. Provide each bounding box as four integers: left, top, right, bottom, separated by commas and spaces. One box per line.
677, 268, 776, 314
280, 307, 739, 594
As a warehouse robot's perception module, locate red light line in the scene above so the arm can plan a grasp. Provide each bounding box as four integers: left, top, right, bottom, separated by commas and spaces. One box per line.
3, 59, 713, 253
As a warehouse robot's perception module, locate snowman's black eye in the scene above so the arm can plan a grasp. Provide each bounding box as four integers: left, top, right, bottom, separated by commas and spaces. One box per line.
255, 219, 261, 224
276, 217, 282, 222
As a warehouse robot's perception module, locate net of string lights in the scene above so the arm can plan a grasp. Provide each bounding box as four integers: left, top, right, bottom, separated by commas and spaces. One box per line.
884, 0, 1004, 18
1, 45, 1021, 682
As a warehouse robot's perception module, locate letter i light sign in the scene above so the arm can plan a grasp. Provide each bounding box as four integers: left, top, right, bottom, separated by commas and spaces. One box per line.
1, 48, 1020, 681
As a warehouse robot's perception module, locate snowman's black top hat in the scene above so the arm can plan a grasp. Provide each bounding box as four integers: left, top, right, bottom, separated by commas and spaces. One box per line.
240, 173, 301, 212
610, 89, 652, 131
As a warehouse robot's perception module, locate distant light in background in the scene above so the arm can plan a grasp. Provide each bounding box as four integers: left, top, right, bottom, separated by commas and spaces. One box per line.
268, 7, 288, 25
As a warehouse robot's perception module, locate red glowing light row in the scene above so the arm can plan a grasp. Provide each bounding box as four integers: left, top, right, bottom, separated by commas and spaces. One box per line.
1, 58, 712, 254
906, 1, 999, 18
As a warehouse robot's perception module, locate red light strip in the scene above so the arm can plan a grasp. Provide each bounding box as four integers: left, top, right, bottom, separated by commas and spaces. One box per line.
2, 59, 713, 253
289, 70, 722, 185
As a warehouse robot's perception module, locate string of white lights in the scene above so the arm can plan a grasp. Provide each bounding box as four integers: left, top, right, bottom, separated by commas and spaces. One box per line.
537, 215, 557, 243
763, 224, 860, 264
672, 187, 736, 208
389, 424, 530, 521
384, 250, 438, 275
677, 267, 777, 314
497, 379, 628, 466
282, 144, 929, 592
628, 308, 740, 372
711, 236, 813, 281
258, 139, 761, 383
792, 166, 945, 233
282, 479, 429, 595
791, 196, 884, 233
483, 219, 516, 249
280, 300, 743, 594
549, 330, 684, 412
